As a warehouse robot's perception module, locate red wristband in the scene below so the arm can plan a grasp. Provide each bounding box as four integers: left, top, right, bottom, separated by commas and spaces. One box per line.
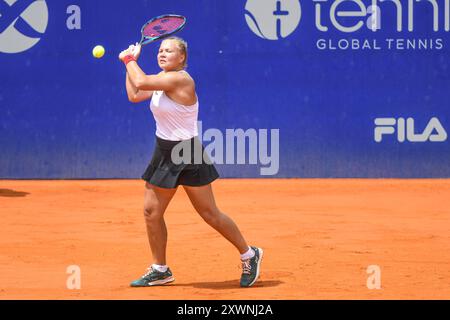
123, 54, 136, 66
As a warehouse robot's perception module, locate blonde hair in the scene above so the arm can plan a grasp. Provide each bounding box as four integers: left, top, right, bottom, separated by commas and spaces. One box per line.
164, 36, 188, 69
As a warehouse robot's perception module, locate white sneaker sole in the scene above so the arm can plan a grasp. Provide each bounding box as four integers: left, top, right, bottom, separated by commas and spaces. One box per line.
147, 276, 175, 286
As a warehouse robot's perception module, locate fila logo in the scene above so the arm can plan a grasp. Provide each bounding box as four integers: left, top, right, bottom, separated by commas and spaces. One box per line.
374, 117, 447, 143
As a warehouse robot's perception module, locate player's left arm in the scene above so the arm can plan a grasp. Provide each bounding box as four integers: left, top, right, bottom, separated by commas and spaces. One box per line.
120, 43, 187, 92
126, 64, 186, 92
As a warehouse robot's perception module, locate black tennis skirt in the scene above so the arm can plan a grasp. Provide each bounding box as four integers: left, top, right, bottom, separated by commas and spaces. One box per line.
142, 136, 220, 189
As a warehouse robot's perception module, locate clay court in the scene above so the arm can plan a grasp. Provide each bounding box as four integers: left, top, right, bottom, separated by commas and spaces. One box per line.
1, 179, 449, 300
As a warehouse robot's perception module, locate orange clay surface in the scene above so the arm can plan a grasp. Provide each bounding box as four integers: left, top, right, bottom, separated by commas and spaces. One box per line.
1, 179, 449, 300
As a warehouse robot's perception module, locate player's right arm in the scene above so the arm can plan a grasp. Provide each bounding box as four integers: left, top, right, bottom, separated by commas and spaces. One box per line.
121, 44, 152, 103
126, 72, 153, 103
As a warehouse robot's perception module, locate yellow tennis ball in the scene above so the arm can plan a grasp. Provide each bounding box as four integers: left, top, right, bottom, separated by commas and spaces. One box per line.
92, 45, 105, 58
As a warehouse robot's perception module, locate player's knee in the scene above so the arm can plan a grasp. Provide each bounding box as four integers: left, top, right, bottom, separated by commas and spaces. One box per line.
143, 203, 162, 222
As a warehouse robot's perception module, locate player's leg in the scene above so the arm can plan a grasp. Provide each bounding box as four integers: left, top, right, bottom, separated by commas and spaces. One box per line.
143, 182, 177, 264
130, 182, 177, 287
183, 183, 248, 253
183, 183, 263, 287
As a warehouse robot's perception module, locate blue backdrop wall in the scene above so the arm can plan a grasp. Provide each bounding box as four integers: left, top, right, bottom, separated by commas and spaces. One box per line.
1, 0, 449, 178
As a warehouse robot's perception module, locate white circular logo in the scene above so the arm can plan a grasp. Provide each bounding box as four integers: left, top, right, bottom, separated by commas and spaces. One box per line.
245, 0, 301, 40
0, 0, 48, 54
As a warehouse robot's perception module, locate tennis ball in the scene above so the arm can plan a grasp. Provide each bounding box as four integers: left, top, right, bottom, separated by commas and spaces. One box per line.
92, 45, 105, 58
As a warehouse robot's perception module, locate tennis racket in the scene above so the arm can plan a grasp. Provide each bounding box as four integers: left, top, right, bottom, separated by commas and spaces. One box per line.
138, 14, 186, 46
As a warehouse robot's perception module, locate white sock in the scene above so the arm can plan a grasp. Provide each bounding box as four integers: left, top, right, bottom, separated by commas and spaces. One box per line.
152, 264, 168, 272
240, 247, 255, 260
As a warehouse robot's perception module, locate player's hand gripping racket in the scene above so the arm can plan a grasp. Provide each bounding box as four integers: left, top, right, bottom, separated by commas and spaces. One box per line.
139, 14, 186, 46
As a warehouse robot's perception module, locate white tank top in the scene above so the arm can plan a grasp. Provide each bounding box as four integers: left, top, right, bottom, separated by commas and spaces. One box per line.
149, 89, 199, 141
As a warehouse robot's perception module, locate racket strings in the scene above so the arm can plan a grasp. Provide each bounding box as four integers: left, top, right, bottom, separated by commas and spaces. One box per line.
143, 17, 185, 38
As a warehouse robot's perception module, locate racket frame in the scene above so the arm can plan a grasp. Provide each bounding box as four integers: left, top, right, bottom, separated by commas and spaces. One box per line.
139, 14, 186, 46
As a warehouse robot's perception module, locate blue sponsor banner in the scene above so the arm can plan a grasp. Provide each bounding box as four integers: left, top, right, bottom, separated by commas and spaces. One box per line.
0, 0, 449, 178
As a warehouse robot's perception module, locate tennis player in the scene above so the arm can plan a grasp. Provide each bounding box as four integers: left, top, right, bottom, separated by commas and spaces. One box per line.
119, 37, 263, 287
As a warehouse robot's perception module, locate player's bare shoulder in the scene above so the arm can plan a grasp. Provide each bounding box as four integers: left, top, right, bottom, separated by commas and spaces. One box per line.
161, 70, 193, 87
179, 70, 196, 89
